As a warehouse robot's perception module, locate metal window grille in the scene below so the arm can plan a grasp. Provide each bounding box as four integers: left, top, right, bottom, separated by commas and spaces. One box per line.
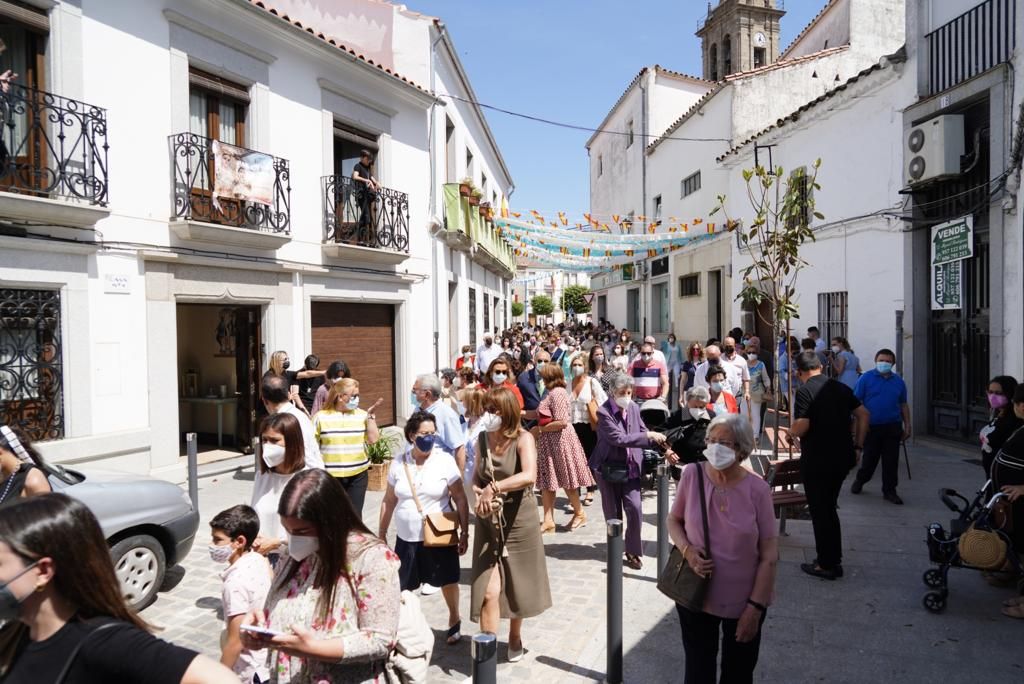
0, 288, 64, 441
678, 274, 700, 297
468, 287, 477, 346
817, 291, 848, 343
927, 0, 1016, 96
681, 171, 701, 198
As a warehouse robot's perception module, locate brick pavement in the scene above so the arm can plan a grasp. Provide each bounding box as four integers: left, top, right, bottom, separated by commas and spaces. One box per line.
143, 444, 1024, 682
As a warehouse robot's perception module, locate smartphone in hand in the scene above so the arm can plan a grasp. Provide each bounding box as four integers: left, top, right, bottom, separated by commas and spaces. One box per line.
241, 624, 284, 638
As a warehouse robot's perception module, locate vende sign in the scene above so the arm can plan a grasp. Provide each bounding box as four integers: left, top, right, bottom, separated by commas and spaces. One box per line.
931, 216, 973, 265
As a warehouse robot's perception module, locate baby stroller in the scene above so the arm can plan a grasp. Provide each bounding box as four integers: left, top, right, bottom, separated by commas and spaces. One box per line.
639, 399, 669, 491
922, 479, 1023, 613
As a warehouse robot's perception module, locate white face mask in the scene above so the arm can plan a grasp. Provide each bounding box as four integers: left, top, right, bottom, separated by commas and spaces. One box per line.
208, 543, 233, 564
492, 372, 508, 384
689, 407, 708, 421
464, 352, 472, 360
287, 534, 319, 562
704, 443, 736, 470
479, 413, 502, 433
572, 366, 586, 377
831, 345, 842, 354
261, 443, 286, 468
614, 395, 631, 409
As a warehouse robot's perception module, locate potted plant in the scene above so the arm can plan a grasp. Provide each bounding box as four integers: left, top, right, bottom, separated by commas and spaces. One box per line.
479, 201, 491, 219
365, 430, 400, 491
469, 188, 482, 206
459, 177, 473, 197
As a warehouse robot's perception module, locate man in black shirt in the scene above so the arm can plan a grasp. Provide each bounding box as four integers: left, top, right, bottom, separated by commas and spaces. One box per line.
789, 351, 869, 580
351, 149, 380, 235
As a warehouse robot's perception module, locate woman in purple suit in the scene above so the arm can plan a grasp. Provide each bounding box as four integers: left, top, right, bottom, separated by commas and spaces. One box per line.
590, 372, 672, 570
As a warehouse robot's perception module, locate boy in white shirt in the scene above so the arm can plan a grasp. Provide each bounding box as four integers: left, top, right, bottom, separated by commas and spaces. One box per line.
209, 504, 273, 683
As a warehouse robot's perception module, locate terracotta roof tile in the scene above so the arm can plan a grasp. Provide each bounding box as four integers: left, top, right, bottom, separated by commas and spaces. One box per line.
245, 0, 428, 93
646, 45, 851, 153
715, 47, 907, 162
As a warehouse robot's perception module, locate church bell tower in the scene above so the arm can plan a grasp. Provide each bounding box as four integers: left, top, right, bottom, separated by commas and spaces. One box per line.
696, 0, 786, 81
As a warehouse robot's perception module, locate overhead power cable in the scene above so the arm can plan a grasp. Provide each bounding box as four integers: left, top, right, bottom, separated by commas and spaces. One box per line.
441, 93, 731, 143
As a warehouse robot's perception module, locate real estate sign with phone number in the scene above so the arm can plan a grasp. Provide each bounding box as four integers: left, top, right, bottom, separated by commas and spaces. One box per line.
930, 216, 972, 311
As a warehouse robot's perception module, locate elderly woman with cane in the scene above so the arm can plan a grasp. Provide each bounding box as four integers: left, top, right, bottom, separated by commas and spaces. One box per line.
666, 413, 778, 684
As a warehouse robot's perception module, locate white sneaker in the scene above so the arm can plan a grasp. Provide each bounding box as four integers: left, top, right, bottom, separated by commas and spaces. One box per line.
420, 583, 440, 596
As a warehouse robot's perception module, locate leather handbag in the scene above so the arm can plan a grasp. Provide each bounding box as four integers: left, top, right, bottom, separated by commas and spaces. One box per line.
402, 461, 459, 547
601, 462, 630, 483
586, 378, 600, 431
657, 463, 712, 611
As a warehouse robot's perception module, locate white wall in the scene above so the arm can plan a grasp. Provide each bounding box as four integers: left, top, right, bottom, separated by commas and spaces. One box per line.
722, 64, 912, 366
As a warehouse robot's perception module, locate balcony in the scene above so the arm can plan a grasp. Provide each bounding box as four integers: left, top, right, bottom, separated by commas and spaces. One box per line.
168, 132, 291, 250
0, 84, 110, 228
926, 0, 1016, 95
321, 175, 410, 264
439, 183, 516, 277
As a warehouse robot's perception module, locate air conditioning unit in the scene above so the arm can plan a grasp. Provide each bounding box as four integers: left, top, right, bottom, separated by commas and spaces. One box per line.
906, 114, 964, 186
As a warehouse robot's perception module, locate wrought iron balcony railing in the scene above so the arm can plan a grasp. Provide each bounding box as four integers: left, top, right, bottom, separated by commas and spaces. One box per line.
0, 84, 109, 205
169, 132, 290, 234
322, 174, 409, 252
926, 0, 1016, 95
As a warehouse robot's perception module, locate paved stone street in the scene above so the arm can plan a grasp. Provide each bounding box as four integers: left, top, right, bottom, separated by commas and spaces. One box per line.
144, 443, 1024, 682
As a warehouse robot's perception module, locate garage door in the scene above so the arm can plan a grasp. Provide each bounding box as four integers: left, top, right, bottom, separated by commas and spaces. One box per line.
311, 302, 396, 426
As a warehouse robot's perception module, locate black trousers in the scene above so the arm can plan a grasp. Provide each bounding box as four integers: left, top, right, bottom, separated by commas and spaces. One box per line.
856, 423, 902, 493
336, 469, 368, 518
803, 466, 848, 569
676, 604, 767, 684
574, 422, 599, 493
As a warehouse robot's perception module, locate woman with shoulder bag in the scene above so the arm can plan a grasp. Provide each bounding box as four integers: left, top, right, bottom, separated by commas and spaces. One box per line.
665, 414, 778, 684
470, 387, 551, 662
590, 373, 672, 570
0, 493, 237, 683
533, 362, 596, 533
744, 343, 773, 441
572, 351, 608, 507
378, 411, 470, 645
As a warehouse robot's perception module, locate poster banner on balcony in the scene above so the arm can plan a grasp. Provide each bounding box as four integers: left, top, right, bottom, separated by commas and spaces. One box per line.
211, 140, 275, 209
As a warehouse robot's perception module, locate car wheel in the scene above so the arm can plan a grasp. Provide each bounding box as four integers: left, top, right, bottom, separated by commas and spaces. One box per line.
110, 535, 166, 611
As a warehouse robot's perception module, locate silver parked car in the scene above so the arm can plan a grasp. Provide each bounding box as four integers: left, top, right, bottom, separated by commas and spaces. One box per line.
44, 462, 200, 610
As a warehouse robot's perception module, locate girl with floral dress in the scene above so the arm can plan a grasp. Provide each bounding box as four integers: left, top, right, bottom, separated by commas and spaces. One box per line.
241, 469, 401, 684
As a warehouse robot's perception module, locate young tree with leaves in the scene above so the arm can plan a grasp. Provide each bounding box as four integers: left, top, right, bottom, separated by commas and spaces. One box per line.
711, 161, 823, 449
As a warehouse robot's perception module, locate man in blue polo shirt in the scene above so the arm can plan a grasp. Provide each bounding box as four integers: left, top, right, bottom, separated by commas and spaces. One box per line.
851, 348, 912, 504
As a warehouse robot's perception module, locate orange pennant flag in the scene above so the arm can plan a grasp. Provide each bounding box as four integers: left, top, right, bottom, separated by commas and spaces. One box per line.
612, 214, 621, 225
707, 223, 715, 234
511, 212, 521, 218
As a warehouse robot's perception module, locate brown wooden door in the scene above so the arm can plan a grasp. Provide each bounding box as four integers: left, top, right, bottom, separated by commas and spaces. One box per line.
311, 302, 395, 426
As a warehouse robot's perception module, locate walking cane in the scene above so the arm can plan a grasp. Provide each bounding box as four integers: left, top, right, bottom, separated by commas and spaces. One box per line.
902, 440, 912, 480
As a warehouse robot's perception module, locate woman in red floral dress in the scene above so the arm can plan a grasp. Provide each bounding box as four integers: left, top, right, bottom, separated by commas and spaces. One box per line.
533, 363, 595, 533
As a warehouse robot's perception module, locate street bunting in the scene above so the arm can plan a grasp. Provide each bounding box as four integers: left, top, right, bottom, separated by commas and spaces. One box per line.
931, 216, 973, 265
932, 260, 962, 310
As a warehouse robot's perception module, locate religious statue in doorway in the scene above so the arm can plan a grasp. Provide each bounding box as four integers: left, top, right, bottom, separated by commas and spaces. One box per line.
216, 308, 236, 355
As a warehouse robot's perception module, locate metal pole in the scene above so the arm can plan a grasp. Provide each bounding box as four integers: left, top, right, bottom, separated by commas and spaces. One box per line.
186, 432, 198, 511
253, 437, 261, 473
656, 463, 670, 574
606, 519, 624, 684
471, 632, 497, 684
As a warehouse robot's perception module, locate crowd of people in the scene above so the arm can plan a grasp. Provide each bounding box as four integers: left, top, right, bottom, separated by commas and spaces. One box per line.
2, 317, 1023, 683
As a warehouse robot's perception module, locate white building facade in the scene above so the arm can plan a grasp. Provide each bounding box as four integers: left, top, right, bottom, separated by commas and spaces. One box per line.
0, 0, 514, 478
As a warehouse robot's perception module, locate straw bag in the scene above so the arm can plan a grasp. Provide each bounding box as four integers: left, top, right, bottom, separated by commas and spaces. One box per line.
402, 461, 458, 547
958, 524, 1007, 570
657, 463, 711, 611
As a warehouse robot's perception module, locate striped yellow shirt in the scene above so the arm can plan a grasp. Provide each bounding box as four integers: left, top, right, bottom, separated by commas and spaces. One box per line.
313, 408, 370, 478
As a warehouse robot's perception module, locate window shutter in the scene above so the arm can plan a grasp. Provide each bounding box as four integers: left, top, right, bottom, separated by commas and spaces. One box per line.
0, 1, 48, 32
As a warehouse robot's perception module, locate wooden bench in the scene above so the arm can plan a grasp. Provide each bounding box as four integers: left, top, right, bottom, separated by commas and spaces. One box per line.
750, 451, 807, 535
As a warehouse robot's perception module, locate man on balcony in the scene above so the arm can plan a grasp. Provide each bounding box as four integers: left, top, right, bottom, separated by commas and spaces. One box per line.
352, 149, 381, 237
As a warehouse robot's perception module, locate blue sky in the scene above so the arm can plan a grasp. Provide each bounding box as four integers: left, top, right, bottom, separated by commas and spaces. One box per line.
410, 0, 827, 218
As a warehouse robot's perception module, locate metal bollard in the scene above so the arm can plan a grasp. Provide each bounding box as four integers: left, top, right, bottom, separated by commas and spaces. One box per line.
186, 432, 199, 511
656, 463, 670, 575
252, 437, 261, 472
606, 519, 624, 684
471, 632, 497, 684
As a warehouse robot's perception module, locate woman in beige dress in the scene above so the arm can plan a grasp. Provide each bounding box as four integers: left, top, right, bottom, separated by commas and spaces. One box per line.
471, 387, 552, 662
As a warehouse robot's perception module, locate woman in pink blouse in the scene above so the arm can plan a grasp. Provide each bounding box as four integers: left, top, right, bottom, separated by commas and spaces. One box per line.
241, 469, 401, 684
666, 413, 778, 684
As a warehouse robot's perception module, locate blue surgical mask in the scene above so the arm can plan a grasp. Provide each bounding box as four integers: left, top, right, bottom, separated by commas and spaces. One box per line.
346, 396, 360, 410
410, 391, 419, 407
710, 381, 724, 393
876, 361, 893, 375
492, 373, 508, 384
414, 434, 436, 452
